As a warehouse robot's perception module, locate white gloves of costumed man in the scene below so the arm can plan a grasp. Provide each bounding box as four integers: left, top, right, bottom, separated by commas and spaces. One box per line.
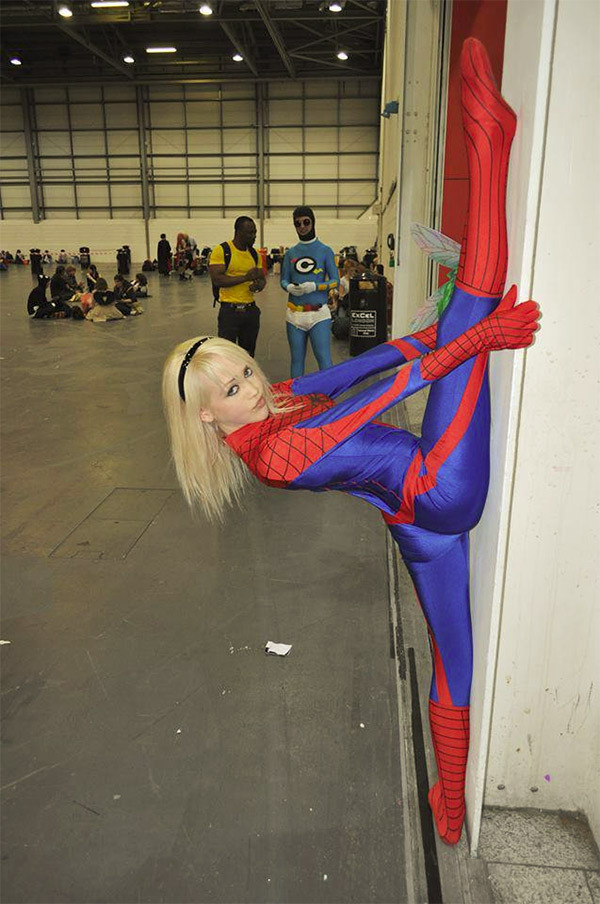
288, 281, 317, 297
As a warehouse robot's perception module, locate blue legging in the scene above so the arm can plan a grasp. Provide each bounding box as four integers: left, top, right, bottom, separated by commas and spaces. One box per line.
286, 319, 332, 378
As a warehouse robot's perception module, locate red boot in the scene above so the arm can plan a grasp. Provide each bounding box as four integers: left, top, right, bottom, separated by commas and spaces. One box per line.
428, 699, 470, 844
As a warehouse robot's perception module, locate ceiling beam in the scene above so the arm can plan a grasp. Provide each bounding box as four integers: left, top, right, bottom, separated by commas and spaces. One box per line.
253, 0, 295, 79
218, 20, 260, 78
55, 23, 134, 79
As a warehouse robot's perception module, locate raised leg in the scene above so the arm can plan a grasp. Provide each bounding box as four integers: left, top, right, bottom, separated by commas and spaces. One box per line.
386, 39, 517, 844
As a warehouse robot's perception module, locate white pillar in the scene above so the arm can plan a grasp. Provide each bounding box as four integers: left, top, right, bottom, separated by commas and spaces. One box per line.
468, 0, 600, 850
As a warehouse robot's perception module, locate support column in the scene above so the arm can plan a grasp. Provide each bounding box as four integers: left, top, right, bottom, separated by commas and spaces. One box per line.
20, 88, 41, 224
136, 86, 151, 260
256, 82, 266, 248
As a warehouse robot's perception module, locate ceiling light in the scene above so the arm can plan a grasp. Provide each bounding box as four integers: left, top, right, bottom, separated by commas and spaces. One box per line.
337, 50, 349, 60
199, 3, 213, 14
329, 2, 343, 11
10, 55, 22, 66
232, 53, 244, 62
58, 4, 73, 17
90, 1, 130, 7
146, 46, 177, 53
123, 53, 135, 63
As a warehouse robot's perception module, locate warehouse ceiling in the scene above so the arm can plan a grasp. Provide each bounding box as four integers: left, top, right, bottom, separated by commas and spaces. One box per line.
0, 0, 386, 86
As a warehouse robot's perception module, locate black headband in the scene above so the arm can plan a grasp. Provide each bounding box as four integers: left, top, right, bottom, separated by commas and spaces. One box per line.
177, 337, 212, 402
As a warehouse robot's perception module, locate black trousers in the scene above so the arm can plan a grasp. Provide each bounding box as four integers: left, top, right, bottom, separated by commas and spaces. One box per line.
217, 302, 261, 357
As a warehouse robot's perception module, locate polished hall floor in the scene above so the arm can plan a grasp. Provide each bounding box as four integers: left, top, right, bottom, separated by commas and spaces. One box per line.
1, 266, 408, 904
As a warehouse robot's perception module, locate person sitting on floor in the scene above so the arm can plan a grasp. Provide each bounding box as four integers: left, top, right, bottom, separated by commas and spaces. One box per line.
130, 273, 149, 297
113, 274, 144, 315
86, 263, 100, 291
65, 265, 84, 294
49, 265, 73, 303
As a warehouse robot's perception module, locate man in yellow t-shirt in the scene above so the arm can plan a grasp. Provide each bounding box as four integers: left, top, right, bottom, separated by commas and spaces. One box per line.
209, 216, 266, 356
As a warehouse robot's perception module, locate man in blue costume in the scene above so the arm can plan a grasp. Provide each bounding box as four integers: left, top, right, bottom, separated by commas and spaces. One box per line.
280, 206, 339, 377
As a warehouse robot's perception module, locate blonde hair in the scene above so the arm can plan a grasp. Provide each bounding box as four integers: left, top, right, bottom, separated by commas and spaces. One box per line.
163, 337, 283, 522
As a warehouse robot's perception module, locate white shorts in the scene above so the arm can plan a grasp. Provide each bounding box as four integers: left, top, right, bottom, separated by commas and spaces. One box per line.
285, 305, 331, 333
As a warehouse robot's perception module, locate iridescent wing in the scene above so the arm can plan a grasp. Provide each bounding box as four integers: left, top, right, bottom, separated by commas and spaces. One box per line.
409, 285, 447, 332
410, 223, 461, 269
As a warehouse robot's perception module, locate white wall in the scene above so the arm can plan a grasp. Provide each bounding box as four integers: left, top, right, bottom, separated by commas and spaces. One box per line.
468, 0, 599, 848
0, 79, 380, 224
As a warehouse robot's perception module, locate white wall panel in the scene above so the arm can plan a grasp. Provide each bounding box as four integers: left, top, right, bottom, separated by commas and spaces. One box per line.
103, 86, 135, 101
223, 130, 255, 154
70, 103, 104, 129
107, 131, 138, 153
39, 157, 71, 173
186, 102, 220, 127
305, 156, 337, 177
105, 103, 137, 127
268, 183, 302, 206
184, 85, 220, 100
269, 99, 303, 124
338, 182, 376, 206
222, 84, 254, 99
267, 128, 302, 152
268, 157, 300, 178
43, 185, 75, 207
339, 154, 377, 178
304, 99, 332, 125
0, 89, 20, 103
150, 102, 185, 128
340, 127, 378, 152
153, 184, 187, 206
79, 209, 110, 218
0, 185, 31, 207
34, 88, 66, 103
35, 105, 69, 130
224, 183, 255, 208
76, 185, 110, 206
0, 132, 26, 157
72, 131, 105, 154
75, 158, 108, 176
222, 101, 255, 127
339, 98, 378, 126
305, 127, 338, 151
109, 158, 141, 173
1, 105, 23, 130
109, 184, 141, 205
187, 129, 221, 153
37, 131, 71, 155
189, 183, 222, 206
270, 83, 301, 98
150, 129, 186, 153
69, 87, 102, 102
2, 76, 380, 224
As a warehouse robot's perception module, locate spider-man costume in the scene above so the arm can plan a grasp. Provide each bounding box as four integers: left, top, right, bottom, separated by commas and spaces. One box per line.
226, 39, 521, 845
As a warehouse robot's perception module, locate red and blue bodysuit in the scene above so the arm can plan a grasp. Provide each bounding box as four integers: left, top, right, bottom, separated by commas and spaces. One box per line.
226, 39, 519, 845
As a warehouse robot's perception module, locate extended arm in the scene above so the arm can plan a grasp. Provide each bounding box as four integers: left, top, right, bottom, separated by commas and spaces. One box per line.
261, 294, 539, 480
289, 324, 439, 399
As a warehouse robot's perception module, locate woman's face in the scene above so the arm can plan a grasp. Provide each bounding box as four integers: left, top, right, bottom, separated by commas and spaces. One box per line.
199, 359, 268, 435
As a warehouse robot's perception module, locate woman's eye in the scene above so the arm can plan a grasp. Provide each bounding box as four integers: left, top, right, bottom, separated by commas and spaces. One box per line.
244, 366, 253, 377
227, 384, 239, 397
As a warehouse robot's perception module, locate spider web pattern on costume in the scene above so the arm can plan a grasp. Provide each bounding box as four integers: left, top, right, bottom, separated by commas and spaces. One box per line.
231, 394, 336, 486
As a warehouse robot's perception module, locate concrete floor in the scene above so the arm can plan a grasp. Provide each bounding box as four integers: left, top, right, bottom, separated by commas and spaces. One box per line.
1, 267, 406, 904
2, 265, 598, 904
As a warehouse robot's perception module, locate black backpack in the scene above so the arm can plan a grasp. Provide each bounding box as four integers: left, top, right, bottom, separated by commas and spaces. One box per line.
211, 241, 259, 306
